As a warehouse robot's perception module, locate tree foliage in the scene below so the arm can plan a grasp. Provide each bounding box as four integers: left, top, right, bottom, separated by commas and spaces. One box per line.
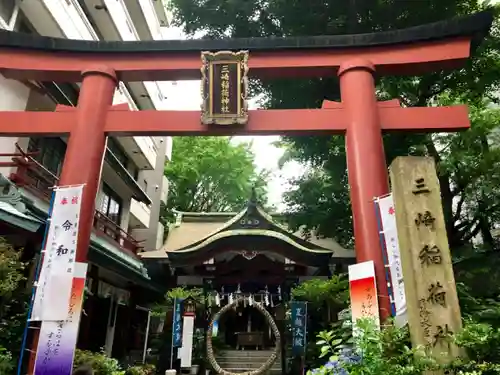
162, 136, 269, 224
168, 0, 500, 251
291, 275, 349, 311
168, 0, 500, 344
0, 237, 28, 372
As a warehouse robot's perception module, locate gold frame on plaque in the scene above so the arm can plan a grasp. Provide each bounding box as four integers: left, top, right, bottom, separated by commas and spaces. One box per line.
200, 50, 249, 126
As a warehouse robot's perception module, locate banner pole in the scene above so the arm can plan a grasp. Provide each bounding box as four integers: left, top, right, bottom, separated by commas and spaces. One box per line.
142, 309, 152, 364
16, 191, 56, 375
170, 298, 176, 369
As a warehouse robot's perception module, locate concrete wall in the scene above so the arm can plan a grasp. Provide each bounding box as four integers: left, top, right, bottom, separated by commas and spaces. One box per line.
132, 136, 168, 251
0, 0, 173, 253
0, 74, 31, 177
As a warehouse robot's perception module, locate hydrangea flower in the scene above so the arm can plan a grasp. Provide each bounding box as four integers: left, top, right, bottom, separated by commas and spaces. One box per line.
309, 349, 361, 375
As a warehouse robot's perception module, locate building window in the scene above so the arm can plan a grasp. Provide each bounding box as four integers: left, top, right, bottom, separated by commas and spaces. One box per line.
0, 0, 15, 25
28, 137, 67, 176
107, 138, 129, 167
98, 184, 123, 225
132, 166, 139, 181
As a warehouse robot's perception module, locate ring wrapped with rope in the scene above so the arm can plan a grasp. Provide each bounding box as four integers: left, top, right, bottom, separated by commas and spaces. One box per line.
206, 297, 281, 375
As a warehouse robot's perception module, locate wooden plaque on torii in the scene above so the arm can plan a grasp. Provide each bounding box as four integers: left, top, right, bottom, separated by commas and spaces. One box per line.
201, 50, 249, 126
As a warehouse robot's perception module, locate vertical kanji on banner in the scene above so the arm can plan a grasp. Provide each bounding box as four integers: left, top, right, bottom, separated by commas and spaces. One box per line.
32, 185, 84, 321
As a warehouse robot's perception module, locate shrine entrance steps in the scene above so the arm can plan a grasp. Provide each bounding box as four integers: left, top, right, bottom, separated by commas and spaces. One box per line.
216, 349, 281, 374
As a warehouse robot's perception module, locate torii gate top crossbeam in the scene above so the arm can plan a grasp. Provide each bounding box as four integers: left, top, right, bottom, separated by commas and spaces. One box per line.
0, 10, 492, 82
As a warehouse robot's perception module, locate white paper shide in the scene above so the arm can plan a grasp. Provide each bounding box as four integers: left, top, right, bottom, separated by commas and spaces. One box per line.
376, 194, 407, 326
31, 185, 84, 321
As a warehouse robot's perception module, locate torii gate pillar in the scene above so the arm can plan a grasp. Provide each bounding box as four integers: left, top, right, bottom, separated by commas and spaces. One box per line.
339, 59, 391, 316
59, 66, 117, 263
26, 67, 116, 374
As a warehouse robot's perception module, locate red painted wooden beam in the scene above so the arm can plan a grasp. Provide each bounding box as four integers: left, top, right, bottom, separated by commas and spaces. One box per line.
0, 105, 469, 136
0, 111, 74, 136
103, 106, 469, 135
0, 38, 471, 82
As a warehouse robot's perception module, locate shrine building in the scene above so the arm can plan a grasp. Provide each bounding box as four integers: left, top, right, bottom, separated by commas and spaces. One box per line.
141, 192, 355, 371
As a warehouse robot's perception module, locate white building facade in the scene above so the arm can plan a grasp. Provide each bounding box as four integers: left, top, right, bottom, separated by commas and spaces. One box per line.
0, 0, 173, 362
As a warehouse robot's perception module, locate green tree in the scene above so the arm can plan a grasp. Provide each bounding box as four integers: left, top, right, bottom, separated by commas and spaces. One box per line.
0, 237, 28, 371
162, 136, 269, 223
168, 0, 500, 251
168, 0, 500, 323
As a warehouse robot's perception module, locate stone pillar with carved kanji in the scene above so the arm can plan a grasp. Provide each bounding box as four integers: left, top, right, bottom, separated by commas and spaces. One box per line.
389, 156, 463, 363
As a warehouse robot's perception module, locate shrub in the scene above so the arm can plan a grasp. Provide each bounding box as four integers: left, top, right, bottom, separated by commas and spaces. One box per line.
124, 363, 156, 375
73, 349, 123, 375
0, 237, 29, 359
310, 318, 500, 375
0, 347, 15, 374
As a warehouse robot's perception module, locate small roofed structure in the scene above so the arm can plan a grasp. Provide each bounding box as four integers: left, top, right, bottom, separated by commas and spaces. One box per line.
141, 190, 354, 284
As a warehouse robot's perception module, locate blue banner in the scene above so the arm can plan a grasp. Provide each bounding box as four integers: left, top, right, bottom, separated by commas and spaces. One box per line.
172, 298, 184, 347
212, 320, 219, 337
291, 301, 307, 355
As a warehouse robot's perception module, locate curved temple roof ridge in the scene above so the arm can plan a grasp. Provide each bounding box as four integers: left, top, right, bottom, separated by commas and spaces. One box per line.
0, 10, 493, 53
141, 197, 355, 267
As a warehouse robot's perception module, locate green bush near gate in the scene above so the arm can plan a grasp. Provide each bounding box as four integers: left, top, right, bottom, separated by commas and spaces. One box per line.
124, 363, 156, 375
290, 275, 351, 370
310, 317, 500, 375
73, 349, 123, 375
0, 347, 14, 374
0, 237, 29, 372
291, 271, 500, 374
73, 349, 156, 375
152, 286, 203, 318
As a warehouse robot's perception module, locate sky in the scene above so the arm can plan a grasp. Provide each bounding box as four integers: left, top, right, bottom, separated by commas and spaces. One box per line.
158, 26, 306, 209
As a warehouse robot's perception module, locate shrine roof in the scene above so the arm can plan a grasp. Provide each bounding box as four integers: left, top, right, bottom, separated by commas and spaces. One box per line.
0, 10, 492, 54
140, 193, 354, 266
0, 201, 43, 233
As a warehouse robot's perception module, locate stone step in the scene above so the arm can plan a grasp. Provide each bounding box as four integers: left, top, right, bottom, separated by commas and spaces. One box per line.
216, 361, 281, 369
217, 350, 279, 358
216, 358, 281, 363
219, 368, 281, 373
216, 357, 282, 362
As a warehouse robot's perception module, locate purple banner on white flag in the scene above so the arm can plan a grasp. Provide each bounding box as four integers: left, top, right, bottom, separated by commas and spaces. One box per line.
32, 185, 84, 321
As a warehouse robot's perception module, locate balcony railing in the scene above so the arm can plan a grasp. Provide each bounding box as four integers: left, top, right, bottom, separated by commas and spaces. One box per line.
94, 211, 143, 255
0, 144, 142, 256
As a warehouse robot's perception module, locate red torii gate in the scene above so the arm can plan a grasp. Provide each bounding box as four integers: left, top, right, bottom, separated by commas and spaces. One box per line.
0, 10, 492, 332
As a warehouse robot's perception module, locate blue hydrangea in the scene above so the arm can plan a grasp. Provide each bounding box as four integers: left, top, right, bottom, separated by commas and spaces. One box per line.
310, 351, 361, 375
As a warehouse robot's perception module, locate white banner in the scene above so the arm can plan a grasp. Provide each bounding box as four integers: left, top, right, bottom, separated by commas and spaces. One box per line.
32, 185, 84, 321
34, 262, 88, 375
376, 194, 408, 327
179, 316, 194, 368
